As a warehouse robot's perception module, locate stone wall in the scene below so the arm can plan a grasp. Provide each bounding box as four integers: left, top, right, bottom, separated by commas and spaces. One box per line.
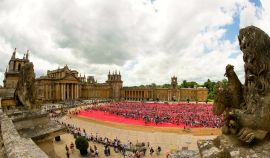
0, 108, 49, 158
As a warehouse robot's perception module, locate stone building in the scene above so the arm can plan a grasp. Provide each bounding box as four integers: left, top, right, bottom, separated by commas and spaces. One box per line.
3, 48, 30, 89
0, 49, 66, 158
121, 77, 208, 102
0, 48, 30, 110
35, 68, 123, 102
1, 50, 208, 107
36, 65, 81, 102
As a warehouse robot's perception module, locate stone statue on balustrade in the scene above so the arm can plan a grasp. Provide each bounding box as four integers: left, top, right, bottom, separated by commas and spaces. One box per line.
198, 26, 270, 158
214, 26, 270, 144
14, 62, 40, 110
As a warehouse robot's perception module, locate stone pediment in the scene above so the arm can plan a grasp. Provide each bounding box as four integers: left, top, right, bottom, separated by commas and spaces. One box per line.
62, 74, 79, 82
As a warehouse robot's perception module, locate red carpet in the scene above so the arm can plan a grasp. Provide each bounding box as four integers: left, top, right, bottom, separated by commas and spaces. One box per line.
80, 110, 187, 127
79, 102, 223, 128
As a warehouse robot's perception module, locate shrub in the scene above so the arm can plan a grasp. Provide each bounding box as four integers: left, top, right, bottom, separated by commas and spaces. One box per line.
75, 136, 89, 155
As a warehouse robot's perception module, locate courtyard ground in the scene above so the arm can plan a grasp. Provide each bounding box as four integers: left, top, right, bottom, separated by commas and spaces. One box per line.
54, 115, 220, 158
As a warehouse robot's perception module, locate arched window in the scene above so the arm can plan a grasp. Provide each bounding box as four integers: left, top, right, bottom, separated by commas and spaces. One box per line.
18, 63, 21, 71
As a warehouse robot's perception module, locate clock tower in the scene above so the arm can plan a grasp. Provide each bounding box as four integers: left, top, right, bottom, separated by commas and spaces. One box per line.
171, 76, 177, 101
171, 76, 177, 89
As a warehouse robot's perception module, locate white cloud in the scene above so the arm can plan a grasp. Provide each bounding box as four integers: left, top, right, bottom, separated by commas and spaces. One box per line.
0, 0, 267, 86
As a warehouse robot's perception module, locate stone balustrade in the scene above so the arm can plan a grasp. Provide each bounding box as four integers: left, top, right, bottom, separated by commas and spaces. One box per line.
0, 109, 49, 158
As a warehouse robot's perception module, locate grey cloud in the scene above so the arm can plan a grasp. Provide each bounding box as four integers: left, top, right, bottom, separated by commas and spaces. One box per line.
0, 0, 262, 86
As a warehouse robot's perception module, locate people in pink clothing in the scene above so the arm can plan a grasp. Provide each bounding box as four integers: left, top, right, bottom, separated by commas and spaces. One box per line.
82, 102, 223, 128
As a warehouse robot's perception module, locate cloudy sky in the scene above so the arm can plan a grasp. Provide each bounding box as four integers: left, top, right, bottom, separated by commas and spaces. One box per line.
0, 0, 269, 86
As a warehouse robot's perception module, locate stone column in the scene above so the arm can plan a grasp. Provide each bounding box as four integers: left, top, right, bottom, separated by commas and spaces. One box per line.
75, 85, 77, 99
46, 84, 49, 100
63, 84, 65, 101
68, 84, 72, 100
47, 84, 50, 100
60, 83, 62, 101
78, 85, 81, 98
64, 84, 66, 101
56, 84, 59, 101
62, 84, 64, 101
76, 84, 78, 99
50, 84, 52, 100
74, 84, 76, 99
71, 84, 74, 100
67, 84, 69, 100
74, 84, 77, 99
128, 90, 130, 100
74, 84, 75, 99
77, 84, 79, 99
60, 83, 64, 100
48, 84, 50, 100
45, 84, 47, 100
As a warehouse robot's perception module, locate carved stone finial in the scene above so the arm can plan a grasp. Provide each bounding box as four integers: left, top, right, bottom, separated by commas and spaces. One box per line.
26, 50, 29, 60
11, 48, 16, 59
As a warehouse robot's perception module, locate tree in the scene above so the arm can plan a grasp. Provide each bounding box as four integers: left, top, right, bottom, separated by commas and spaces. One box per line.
187, 81, 198, 88
180, 80, 198, 88
221, 79, 228, 85
75, 136, 89, 156
181, 80, 188, 88
203, 79, 216, 99
162, 84, 171, 88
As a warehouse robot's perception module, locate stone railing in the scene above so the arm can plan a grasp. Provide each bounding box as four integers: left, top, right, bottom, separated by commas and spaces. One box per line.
0, 108, 49, 158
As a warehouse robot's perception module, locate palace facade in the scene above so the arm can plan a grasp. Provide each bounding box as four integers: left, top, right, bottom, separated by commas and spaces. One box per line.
121, 76, 208, 102
0, 49, 208, 110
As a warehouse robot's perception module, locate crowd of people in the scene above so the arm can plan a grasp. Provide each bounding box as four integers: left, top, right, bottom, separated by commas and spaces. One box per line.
48, 101, 223, 157
60, 121, 162, 157
86, 102, 223, 128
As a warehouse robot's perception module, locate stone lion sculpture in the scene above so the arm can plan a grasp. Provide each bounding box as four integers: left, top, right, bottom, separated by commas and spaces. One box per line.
14, 62, 37, 109
214, 26, 270, 143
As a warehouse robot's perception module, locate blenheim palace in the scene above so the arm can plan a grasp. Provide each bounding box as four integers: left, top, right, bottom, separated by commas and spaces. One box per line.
0, 49, 208, 110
